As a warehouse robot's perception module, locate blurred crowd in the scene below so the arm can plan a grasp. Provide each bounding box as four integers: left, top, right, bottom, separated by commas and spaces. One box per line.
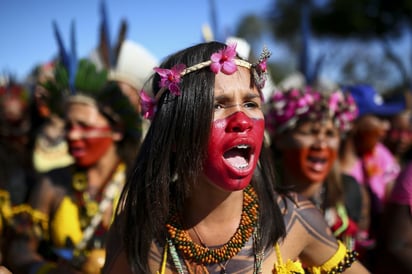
0, 9, 411, 274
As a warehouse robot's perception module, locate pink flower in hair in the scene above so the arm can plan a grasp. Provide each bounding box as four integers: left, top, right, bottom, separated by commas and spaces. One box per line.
210, 43, 238, 75
329, 91, 342, 114
272, 90, 284, 102
154, 64, 186, 96
258, 60, 267, 73
140, 89, 157, 120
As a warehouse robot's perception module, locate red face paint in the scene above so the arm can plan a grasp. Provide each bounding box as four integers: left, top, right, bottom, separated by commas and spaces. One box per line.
278, 119, 340, 184
282, 146, 337, 184
203, 111, 264, 191
67, 125, 114, 167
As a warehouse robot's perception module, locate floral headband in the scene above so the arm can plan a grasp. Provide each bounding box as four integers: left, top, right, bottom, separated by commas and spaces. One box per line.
264, 87, 359, 135
140, 43, 271, 120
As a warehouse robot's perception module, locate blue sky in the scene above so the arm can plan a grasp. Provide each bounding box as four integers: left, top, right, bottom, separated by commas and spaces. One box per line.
0, 0, 274, 81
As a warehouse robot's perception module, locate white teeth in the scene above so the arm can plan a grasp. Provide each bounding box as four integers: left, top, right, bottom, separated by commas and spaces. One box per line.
236, 145, 249, 149
236, 163, 248, 169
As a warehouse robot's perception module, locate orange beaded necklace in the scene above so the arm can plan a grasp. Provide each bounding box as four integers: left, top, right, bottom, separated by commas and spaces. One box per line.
165, 185, 259, 265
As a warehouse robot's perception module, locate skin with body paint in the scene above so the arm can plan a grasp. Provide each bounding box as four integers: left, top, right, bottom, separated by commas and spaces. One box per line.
203, 67, 264, 191
66, 102, 121, 167
276, 119, 340, 188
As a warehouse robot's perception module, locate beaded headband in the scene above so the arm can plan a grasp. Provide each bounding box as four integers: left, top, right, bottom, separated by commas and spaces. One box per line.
265, 87, 359, 135
141, 43, 271, 120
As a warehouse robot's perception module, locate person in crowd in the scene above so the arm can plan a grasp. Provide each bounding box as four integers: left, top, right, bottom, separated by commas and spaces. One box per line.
107, 39, 159, 138
264, 86, 362, 251
374, 152, 412, 273
343, 84, 403, 208
102, 41, 369, 273
383, 108, 412, 165
374, 91, 412, 273
0, 78, 36, 272
340, 84, 403, 269
88, 7, 159, 140
0, 78, 34, 206
3, 59, 142, 274
28, 60, 74, 174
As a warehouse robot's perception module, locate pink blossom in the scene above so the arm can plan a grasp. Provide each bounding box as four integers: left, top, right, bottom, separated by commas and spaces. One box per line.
297, 97, 308, 108
210, 44, 238, 75
272, 91, 284, 101
258, 60, 267, 72
154, 64, 186, 96
329, 92, 341, 113
140, 89, 157, 120
290, 89, 300, 98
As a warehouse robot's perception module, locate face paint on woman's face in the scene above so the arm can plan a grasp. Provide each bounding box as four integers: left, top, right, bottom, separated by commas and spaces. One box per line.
203, 67, 264, 191
66, 103, 115, 167
278, 119, 339, 184
67, 126, 114, 167
204, 112, 264, 191
282, 147, 337, 184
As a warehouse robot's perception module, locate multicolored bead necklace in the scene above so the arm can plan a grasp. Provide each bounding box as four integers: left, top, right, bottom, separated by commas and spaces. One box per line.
165, 184, 259, 265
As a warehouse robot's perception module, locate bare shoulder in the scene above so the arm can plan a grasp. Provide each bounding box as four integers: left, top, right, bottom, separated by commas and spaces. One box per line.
276, 192, 370, 273
277, 193, 338, 259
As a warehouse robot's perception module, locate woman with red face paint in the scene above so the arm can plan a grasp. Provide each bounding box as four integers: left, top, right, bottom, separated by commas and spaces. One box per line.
102, 42, 369, 274
264, 87, 364, 257
3, 60, 142, 274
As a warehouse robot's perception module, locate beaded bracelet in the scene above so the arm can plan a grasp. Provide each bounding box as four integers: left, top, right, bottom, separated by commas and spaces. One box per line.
328, 250, 358, 274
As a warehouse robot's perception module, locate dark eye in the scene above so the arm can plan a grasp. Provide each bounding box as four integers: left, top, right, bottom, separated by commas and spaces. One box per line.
214, 103, 224, 110
244, 101, 260, 109
326, 128, 338, 137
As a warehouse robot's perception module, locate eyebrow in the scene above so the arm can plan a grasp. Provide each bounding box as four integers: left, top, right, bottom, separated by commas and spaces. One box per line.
214, 92, 260, 101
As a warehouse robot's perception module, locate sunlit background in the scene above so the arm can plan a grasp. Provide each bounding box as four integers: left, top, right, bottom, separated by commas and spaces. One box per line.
1, 0, 412, 96
0, 0, 273, 79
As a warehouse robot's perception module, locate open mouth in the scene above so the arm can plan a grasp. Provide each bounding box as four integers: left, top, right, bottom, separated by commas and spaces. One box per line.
307, 155, 327, 172
68, 143, 86, 157
223, 144, 252, 170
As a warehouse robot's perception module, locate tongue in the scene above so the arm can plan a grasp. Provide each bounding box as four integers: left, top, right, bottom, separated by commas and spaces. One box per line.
225, 150, 248, 166
312, 162, 325, 172
226, 156, 248, 166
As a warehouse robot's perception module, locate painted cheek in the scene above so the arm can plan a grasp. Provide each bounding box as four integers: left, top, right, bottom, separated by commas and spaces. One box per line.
68, 130, 114, 167
81, 137, 113, 167
204, 113, 264, 191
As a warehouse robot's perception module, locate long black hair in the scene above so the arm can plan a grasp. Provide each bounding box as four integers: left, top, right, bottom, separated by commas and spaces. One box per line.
117, 41, 286, 273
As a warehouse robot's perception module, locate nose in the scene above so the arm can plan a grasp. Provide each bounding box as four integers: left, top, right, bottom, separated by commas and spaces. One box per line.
313, 133, 328, 149
66, 126, 82, 140
226, 111, 253, 133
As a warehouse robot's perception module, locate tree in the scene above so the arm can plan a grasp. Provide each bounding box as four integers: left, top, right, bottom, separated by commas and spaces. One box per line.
312, 0, 412, 90
264, 0, 412, 91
